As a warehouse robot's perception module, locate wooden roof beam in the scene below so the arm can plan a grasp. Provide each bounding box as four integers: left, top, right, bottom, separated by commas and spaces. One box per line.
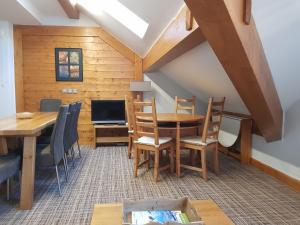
184, 0, 283, 141
143, 6, 206, 72
58, 0, 80, 19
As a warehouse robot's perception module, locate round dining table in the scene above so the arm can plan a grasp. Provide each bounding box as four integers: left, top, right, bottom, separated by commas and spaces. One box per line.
138, 113, 205, 176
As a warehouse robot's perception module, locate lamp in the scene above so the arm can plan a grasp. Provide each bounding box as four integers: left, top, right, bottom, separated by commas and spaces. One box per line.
130, 81, 152, 100
129, 81, 152, 92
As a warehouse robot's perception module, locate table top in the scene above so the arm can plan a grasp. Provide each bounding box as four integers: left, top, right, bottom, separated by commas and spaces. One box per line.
138, 113, 205, 123
0, 112, 57, 136
90, 199, 234, 225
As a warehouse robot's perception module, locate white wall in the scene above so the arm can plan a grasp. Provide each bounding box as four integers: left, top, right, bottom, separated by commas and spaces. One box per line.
144, 72, 206, 114
0, 21, 16, 118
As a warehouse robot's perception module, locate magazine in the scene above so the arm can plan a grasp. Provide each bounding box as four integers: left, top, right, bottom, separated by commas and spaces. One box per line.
132, 210, 190, 224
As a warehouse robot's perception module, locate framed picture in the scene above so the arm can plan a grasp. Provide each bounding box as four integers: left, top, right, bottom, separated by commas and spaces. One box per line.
55, 48, 83, 82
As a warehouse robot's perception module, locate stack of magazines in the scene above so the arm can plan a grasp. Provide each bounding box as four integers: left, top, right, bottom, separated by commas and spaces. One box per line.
132, 210, 190, 224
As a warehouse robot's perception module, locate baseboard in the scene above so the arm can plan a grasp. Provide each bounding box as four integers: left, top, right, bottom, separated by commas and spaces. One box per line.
250, 158, 300, 192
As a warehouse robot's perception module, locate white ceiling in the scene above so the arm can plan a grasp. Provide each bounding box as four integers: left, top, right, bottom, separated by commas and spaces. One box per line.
0, 0, 40, 25
0, 0, 184, 57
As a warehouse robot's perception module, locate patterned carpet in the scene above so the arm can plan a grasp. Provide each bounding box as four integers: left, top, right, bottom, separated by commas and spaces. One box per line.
0, 146, 299, 225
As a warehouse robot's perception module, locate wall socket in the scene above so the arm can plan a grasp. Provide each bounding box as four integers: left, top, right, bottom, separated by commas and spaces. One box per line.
61, 88, 78, 94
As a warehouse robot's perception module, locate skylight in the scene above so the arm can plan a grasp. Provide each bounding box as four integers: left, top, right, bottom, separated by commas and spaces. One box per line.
70, 0, 149, 39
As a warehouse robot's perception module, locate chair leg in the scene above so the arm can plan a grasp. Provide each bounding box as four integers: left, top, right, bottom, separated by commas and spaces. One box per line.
154, 150, 160, 182
71, 146, 75, 168
169, 146, 174, 173
213, 143, 220, 174
134, 147, 139, 177
201, 149, 208, 181
128, 136, 132, 159
77, 140, 81, 158
6, 178, 10, 201
63, 155, 69, 182
55, 165, 62, 196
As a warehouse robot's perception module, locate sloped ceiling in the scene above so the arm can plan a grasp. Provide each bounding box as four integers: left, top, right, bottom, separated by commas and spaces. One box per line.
0, 0, 184, 57
159, 0, 300, 114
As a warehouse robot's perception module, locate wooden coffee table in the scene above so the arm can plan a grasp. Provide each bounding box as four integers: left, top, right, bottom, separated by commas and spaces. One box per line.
91, 199, 234, 225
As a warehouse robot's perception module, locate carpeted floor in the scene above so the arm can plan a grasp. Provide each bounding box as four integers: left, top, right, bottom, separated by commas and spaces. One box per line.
0, 146, 299, 225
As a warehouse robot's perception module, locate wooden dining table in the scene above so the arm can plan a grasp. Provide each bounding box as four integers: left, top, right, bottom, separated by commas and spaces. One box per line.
0, 112, 57, 210
137, 113, 205, 176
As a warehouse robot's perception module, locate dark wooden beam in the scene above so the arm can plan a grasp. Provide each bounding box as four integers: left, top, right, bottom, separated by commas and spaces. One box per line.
185, 0, 283, 141
143, 6, 206, 72
58, 0, 80, 19
186, 8, 193, 31
244, 0, 252, 25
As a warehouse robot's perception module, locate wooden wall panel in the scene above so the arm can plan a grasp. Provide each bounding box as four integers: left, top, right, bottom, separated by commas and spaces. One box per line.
16, 26, 138, 145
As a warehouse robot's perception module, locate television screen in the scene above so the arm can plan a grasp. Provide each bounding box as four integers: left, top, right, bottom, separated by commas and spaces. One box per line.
91, 100, 125, 124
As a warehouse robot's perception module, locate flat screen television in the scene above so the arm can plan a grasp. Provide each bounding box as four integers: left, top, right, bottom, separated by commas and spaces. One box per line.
91, 100, 126, 124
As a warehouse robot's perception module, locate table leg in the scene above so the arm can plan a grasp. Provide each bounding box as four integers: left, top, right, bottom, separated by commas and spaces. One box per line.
176, 122, 181, 177
0, 137, 8, 155
20, 136, 37, 210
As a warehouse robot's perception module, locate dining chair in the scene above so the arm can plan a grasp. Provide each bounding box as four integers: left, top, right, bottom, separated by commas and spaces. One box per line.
125, 95, 134, 159
36, 105, 69, 196
132, 97, 175, 182
179, 97, 225, 180
0, 154, 21, 200
63, 102, 76, 175
72, 102, 82, 158
40, 99, 62, 112
175, 96, 196, 114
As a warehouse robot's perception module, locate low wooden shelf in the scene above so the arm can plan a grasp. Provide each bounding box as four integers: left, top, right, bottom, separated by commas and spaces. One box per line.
93, 124, 128, 148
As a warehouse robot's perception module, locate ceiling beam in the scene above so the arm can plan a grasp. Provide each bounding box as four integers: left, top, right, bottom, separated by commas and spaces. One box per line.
143, 6, 206, 72
58, 0, 80, 19
184, 0, 283, 141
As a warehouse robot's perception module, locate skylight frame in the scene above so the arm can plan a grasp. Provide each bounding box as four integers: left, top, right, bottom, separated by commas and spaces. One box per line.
71, 0, 149, 39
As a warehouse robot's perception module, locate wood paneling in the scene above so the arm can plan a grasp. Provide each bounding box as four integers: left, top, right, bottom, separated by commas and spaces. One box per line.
143, 6, 206, 72
14, 27, 24, 112
185, 0, 283, 142
57, 0, 80, 19
251, 158, 300, 192
15, 26, 139, 145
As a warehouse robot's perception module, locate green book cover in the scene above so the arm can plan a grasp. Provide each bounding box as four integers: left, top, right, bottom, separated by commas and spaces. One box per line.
179, 213, 190, 224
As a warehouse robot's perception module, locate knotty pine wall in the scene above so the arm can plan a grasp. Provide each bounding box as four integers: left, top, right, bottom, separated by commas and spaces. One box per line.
14, 26, 142, 145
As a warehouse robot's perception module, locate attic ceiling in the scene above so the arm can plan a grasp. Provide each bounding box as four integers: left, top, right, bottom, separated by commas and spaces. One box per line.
0, 0, 299, 115
0, 0, 184, 57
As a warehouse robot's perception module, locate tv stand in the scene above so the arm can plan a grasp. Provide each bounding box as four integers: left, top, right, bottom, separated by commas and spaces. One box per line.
93, 124, 128, 148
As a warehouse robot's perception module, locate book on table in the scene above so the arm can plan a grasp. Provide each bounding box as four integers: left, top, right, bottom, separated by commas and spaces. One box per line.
132, 210, 190, 224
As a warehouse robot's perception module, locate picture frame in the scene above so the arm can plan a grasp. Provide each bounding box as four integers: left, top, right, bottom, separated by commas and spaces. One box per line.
55, 48, 83, 82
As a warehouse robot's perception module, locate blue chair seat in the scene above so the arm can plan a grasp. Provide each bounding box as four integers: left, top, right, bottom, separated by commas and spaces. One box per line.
0, 154, 20, 183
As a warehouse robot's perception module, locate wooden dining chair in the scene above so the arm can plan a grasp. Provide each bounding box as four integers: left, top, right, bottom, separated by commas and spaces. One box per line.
132, 98, 175, 182
175, 96, 196, 114
179, 97, 225, 180
125, 95, 134, 159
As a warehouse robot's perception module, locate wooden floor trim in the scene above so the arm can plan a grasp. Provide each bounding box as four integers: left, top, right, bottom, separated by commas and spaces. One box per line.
250, 158, 300, 192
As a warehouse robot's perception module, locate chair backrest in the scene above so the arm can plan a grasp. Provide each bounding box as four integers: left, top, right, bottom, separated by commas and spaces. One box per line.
125, 96, 134, 132
50, 105, 69, 165
64, 103, 77, 152
132, 98, 159, 145
175, 96, 196, 114
40, 99, 62, 112
201, 97, 226, 144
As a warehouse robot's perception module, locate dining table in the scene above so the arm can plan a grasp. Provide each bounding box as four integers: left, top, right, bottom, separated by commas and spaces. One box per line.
0, 112, 57, 210
137, 113, 205, 177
